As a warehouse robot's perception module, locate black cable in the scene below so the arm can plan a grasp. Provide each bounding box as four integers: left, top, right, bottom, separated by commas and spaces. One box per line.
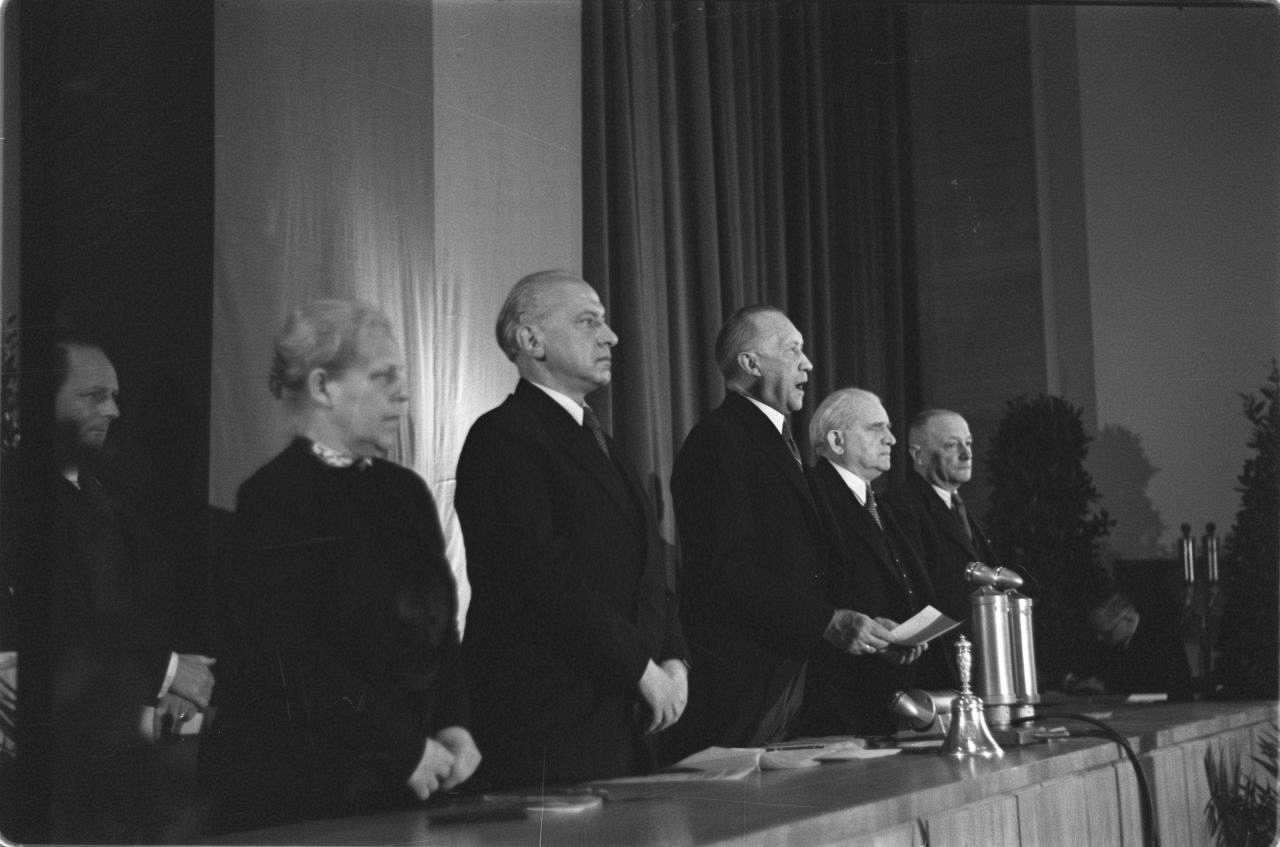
1013, 713, 1158, 847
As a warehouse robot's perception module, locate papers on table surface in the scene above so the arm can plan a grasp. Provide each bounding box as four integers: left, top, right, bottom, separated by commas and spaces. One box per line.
887, 605, 961, 647
812, 747, 901, 762
480, 792, 605, 813
589, 740, 900, 784
762, 740, 900, 766
591, 747, 760, 783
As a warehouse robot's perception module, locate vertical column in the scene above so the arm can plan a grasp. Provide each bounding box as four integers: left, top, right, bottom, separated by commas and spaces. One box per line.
1028, 6, 1098, 430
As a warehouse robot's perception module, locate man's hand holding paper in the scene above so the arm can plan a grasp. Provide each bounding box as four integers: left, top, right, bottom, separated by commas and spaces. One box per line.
885, 606, 961, 648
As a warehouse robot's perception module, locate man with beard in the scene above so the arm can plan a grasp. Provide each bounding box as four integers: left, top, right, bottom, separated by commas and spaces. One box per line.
8, 335, 215, 842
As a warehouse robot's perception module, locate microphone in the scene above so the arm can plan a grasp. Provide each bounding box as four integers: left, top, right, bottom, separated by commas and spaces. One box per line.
965, 561, 1024, 591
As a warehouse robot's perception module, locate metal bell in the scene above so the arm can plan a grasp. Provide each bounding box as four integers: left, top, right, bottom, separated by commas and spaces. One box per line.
941, 636, 1004, 759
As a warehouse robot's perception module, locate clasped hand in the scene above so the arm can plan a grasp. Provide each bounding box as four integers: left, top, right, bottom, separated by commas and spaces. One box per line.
148, 653, 216, 742
637, 658, 687, 734
170, 653, 216, 709
406, 726, 481, 800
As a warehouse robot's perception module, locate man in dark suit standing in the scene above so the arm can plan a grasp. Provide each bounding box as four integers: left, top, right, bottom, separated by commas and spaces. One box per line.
667, 307, 891, 759
795, 388, 936, 735
889, 408, 996, 622
456, 270, 688, 788
8, 337, 216, 843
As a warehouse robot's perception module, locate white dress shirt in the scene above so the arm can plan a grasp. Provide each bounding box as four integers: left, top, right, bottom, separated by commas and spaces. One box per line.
530, 380, 586, 425
741, 392, 785, 434
827, 458, 871, 506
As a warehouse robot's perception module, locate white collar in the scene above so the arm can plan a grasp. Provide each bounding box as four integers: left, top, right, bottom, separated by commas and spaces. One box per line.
931, 482, 957, 505
530, 380, 585, 426
826, 458, 870, 505
310, 439, 372, 470
740, 392, 785, 435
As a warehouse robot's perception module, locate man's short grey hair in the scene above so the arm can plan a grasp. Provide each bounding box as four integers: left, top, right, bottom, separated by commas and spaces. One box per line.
714, 305, 784, 380
268, 298, 393, 404
810, 387, 880, 458
907, 407, 962, 447
495, 269, 585, 362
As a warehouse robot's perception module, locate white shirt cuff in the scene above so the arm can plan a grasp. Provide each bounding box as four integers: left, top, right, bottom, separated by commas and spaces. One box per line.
157, 651, 179, 699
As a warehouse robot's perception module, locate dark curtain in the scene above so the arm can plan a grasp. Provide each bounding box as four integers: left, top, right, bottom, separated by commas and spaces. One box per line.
9, 3, 215, 839
583, 0, 918, 533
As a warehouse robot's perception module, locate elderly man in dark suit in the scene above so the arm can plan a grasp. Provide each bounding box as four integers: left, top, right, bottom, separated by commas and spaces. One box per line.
888, 408, 997, 622
456, 270, 688, 788
795, 388, 936, 736
666, 306, 890, 759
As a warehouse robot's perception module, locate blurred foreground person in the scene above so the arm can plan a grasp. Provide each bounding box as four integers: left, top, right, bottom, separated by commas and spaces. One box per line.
7, 334, 215, 843
202, 299, 476, 833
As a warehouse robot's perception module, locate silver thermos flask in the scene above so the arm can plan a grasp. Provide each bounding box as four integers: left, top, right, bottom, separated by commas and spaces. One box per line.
1008, 590, 1040, 713
970, 587, 1017, 725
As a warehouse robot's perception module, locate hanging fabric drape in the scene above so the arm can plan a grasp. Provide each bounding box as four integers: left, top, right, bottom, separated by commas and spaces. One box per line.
583, 0, 920, 536
211, 1, 475, 626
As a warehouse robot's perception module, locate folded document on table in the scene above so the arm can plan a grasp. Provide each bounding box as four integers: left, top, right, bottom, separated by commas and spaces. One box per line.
591, 740, 899, 784
591, 747, 760, 783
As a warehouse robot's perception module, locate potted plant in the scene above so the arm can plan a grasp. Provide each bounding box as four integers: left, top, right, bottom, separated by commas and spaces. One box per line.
1212, 361, 1278, 699
1205, 724, 1277, 847
985, 393, 1114, 687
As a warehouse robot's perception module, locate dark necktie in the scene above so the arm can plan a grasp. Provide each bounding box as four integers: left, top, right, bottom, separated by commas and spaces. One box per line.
781, 418, 802, 466
952, 491, 973, 543
866, 485, 914, 605
865, 485, 884, 531
582, 404, 611, 458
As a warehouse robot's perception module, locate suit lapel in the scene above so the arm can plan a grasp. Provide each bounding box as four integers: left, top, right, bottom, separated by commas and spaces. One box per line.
816, 461, 928, 611
818, 461, 912, 604
818, 461, 892, 570
915, 473, 980, 561
879, 500, 936, 606
723, 393, 817, 517
611, 443, 655, 529
967, 512, 994, 562
513, 381, 644, 530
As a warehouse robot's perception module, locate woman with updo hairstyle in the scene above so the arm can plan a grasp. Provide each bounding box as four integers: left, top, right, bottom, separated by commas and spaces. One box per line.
200, 298, 479, 834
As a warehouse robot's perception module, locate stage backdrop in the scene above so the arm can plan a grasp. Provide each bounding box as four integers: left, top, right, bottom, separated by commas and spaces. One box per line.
211, 0, 582, 626
583, 0, 918, 535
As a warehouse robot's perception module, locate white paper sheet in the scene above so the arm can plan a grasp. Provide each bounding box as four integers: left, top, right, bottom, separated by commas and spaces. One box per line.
887, 605, 962, 646
590, 747, 761, 784
591, 739, 900, 783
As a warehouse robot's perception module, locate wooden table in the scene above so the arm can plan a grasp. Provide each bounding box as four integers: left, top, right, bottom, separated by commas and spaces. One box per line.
213, 700, 1276, 846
